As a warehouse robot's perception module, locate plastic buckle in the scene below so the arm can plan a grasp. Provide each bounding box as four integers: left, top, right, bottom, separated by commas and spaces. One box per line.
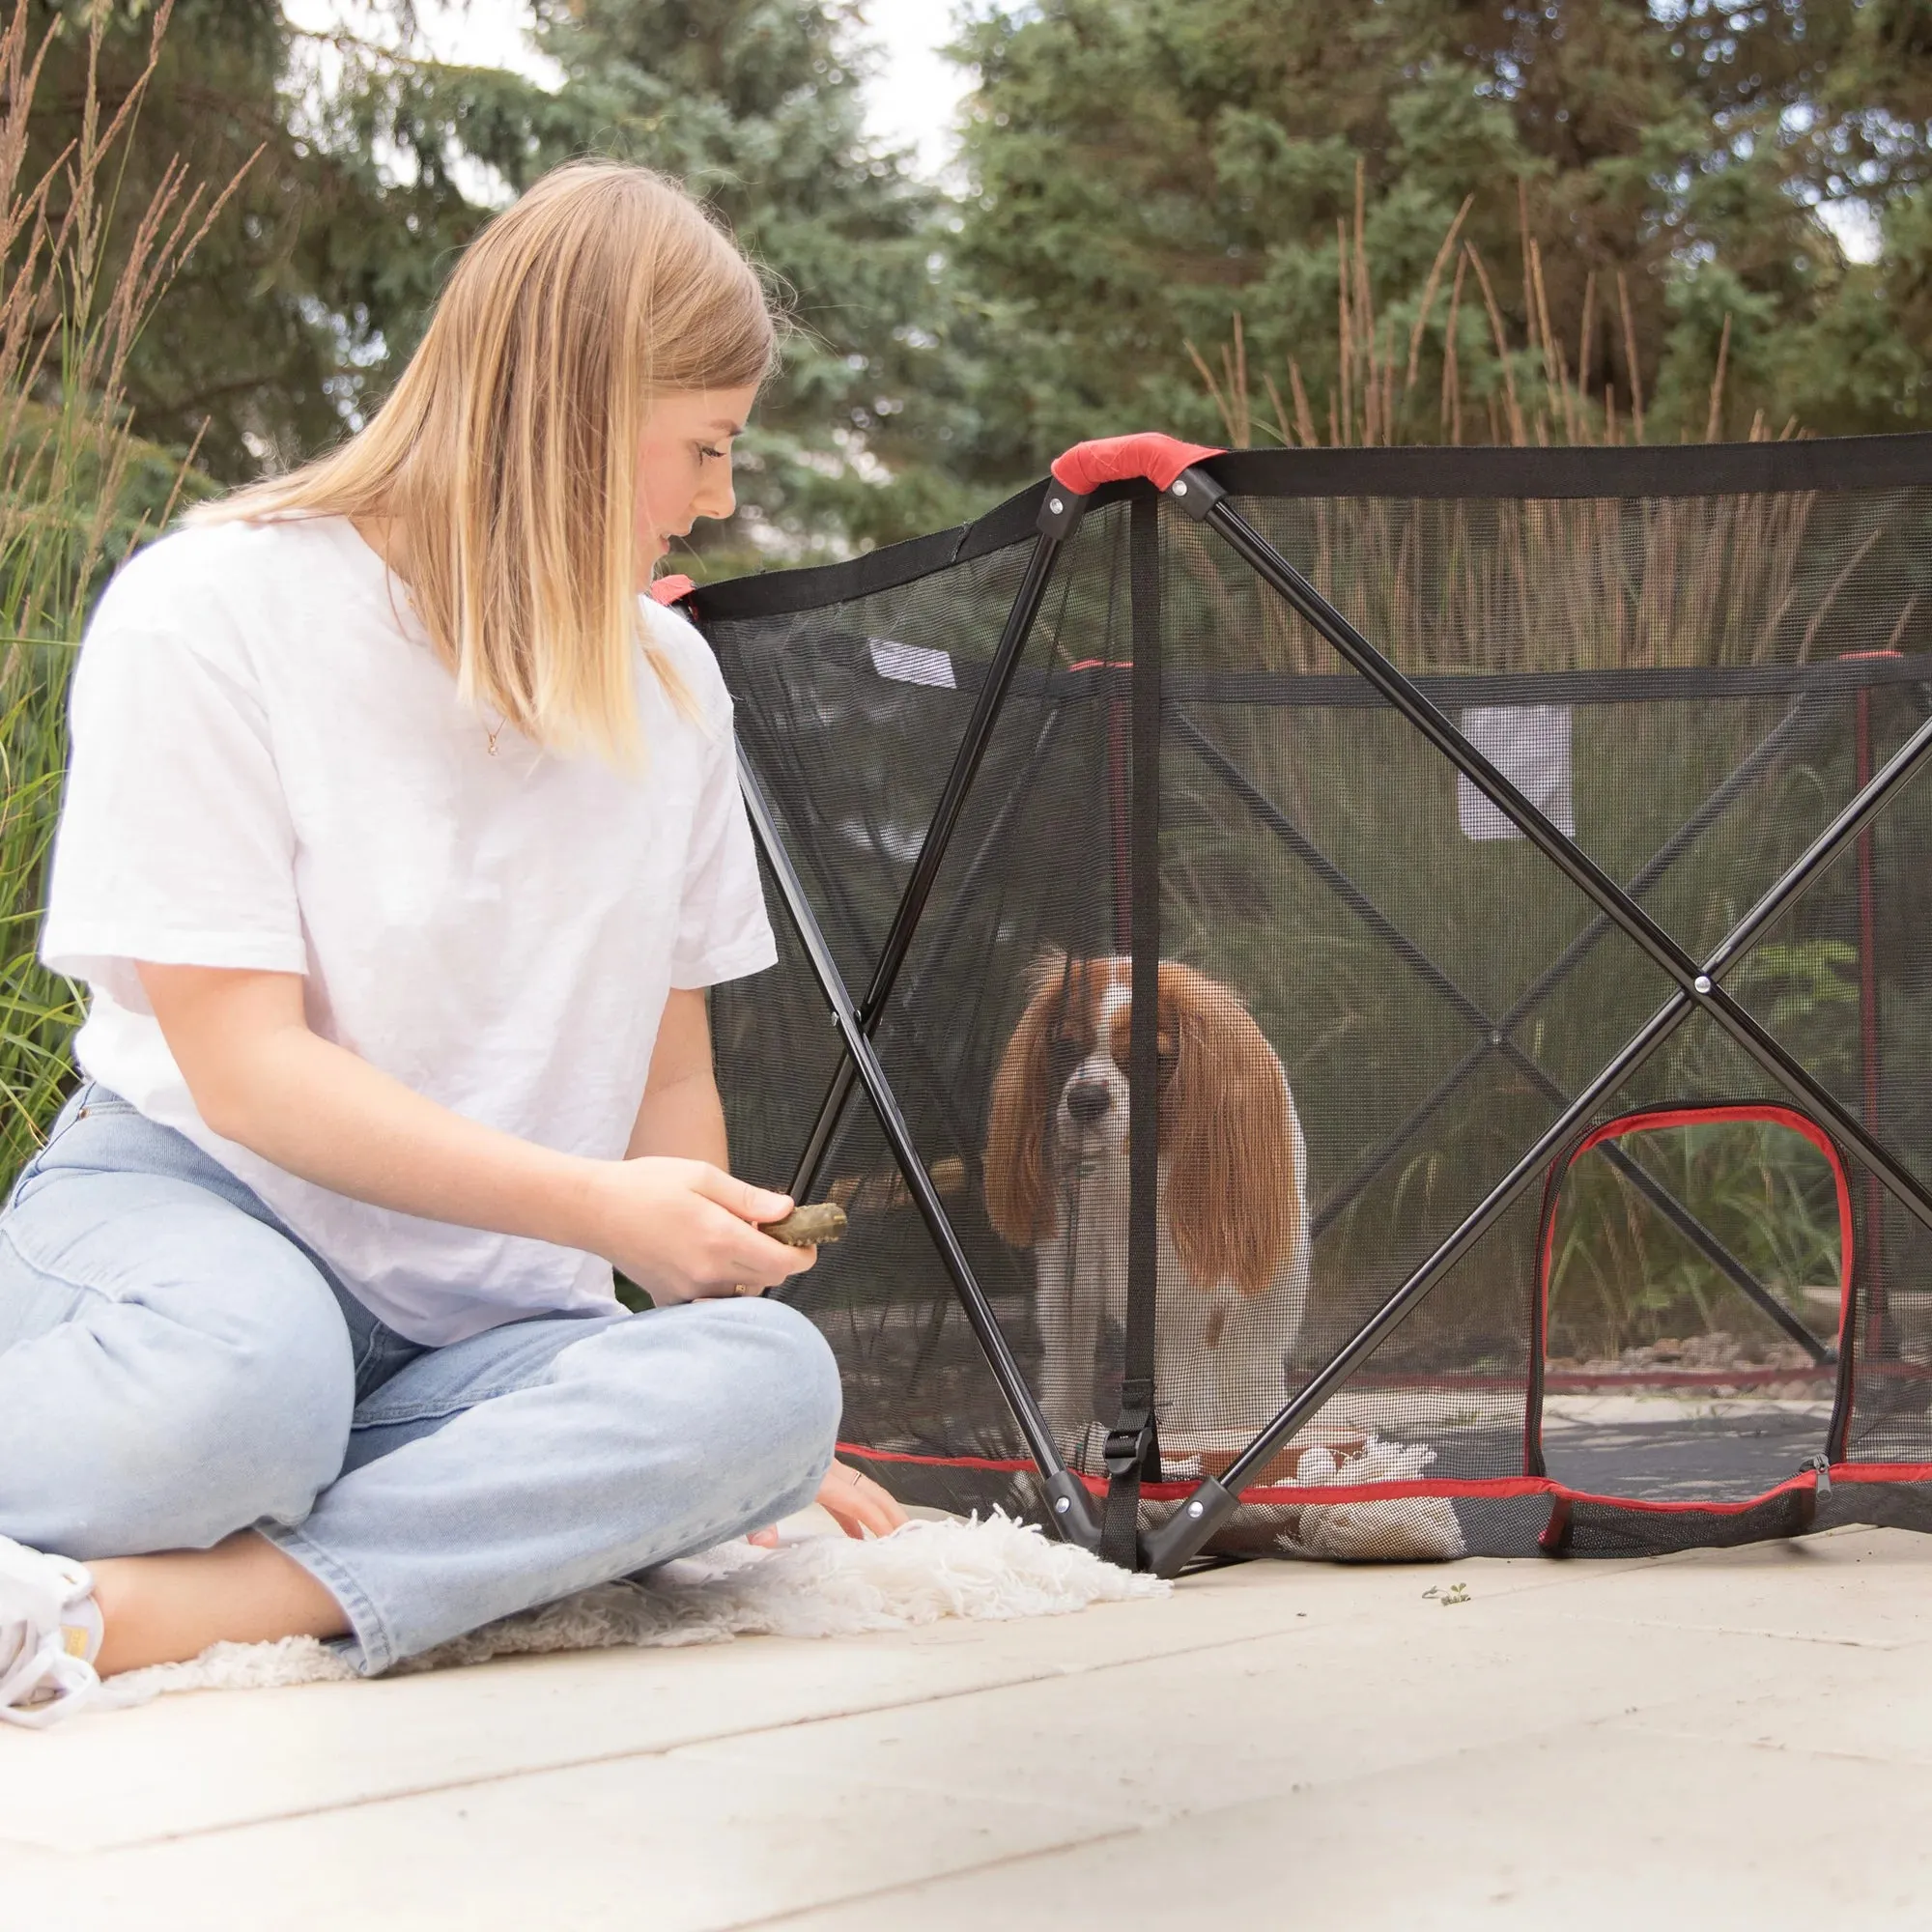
1103, 1413, 1157, 1481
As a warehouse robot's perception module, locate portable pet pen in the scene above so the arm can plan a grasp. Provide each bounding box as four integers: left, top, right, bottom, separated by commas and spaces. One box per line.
685, 432, 1932, 1574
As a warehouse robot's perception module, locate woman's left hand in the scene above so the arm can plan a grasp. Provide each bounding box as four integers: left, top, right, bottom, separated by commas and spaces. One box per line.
814, 1459, 908, 1539
747, 1458, 908, 1547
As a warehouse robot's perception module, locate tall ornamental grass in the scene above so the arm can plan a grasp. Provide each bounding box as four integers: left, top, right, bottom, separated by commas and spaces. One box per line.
1179, 170, 1856, 678
0, 0, 240, 1175
1171, 175, 1915, 1370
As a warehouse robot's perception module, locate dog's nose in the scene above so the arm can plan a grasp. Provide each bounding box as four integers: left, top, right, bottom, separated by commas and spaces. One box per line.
1065, 1080, 1113, 1124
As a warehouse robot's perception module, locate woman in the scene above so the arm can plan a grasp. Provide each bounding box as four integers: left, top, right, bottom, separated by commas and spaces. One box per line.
0, 160, 903, 1725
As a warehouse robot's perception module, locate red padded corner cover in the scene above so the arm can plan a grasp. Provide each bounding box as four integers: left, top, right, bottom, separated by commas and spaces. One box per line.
1050, 433, 1224, 496
648, 573, 696, 606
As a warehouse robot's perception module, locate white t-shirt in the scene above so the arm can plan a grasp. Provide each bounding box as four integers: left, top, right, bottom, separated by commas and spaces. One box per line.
41, 516, 777, 1345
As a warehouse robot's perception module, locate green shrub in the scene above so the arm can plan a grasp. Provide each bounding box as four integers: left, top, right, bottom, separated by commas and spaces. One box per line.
0, 0, 228, 1174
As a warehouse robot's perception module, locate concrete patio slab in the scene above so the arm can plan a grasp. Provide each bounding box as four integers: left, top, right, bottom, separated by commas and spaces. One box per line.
2, 1524, 1929, 1930
1, 1547, 1295, 1852
781, 1728, 1932, 1931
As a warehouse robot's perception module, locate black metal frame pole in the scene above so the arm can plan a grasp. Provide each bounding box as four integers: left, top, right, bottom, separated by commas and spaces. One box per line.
735, 750, 1105, 1550
757, 802, 987, 1186
898, 704, 1068, 1018
816, 684, 1098, 1225
1143, 689, 1932, 1576
1588, 1141, 1831, 1359
786, 704, 1070, 1218
737, 694, 991, 1170
1854, 682, 1888, 1393
788, 514, 1078, 1204
1175, 471, 1932, 1239
1174, 710, 1832, 1366
1102, 490, 1166, 1569
1306, 696, 1827, 1237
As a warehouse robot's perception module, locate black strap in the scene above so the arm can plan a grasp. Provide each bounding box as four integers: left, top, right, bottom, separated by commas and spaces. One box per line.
1102, 1380, 1160, 1564
1101, 488, 1166, 1571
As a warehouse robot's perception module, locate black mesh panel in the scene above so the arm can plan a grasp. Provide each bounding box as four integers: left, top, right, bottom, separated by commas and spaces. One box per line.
696, 443, 1932, 1563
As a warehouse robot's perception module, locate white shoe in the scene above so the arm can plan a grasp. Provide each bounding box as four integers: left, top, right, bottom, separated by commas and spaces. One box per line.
0, 1534, 101, 1728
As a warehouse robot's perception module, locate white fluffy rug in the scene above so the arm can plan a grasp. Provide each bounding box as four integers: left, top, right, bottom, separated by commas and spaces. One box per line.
97, 1513, 1166, 1711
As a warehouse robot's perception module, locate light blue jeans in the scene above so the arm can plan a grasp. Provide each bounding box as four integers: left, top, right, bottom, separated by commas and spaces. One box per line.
0, 1083, 841, 1673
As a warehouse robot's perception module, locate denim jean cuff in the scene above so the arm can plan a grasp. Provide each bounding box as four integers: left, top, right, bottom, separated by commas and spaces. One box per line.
257, 1521, 394, 1676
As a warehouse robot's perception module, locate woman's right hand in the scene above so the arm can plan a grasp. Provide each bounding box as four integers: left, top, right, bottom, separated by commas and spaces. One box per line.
581, 1157, 814, 1303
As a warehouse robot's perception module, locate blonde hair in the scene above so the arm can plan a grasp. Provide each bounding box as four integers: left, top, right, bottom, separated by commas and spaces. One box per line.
195, 159, 778, 764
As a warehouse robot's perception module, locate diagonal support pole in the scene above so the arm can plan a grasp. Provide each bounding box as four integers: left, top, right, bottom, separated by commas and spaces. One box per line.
1305, 695, 1829, 1238
736, 742, 1105, 1554
897, 704, 1068, 1021
1128, 464, 1932, 1569
1174, 709, 1833, 1367
737, 690, 991, 1167
1179, 473, 1932, 1240
787, 519, 1076, 1205
786, 703, 1070, 1216
1143, 680, 1932, 1573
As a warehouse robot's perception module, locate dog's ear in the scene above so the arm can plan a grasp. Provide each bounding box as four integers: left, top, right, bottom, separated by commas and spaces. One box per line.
984, 958, 1067, 1248
1162, 965, 1302, 1297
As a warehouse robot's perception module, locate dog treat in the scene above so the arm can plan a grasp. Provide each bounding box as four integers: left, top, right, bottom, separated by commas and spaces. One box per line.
763, 1202, 847, 1248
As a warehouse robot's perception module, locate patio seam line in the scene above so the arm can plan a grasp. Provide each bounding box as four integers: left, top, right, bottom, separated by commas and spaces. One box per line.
717, 1826, 1153, 1932
720, 1715, 1894, 1931
0, 1614, 1366, 1854
1, 1549, 1874, 1849
1616, 1731, 1932, 1773
8, 1567, 1894, 1860
1536, 1614, 1925, 1649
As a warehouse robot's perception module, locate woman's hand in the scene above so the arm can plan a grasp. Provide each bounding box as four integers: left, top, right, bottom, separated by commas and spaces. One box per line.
581, 1157, 813, 1304
814, 1460, 909, 1539
748, 1459, 910, 1547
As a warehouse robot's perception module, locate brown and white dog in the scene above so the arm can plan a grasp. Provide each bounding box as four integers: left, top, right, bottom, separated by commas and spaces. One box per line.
984, 955, 1312, 1453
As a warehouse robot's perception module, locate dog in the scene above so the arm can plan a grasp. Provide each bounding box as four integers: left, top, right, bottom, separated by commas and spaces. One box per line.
983, 954, 1312, 1454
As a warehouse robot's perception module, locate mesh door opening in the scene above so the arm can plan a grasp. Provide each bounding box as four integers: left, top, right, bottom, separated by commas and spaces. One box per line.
1535, 1106, 1850, 1504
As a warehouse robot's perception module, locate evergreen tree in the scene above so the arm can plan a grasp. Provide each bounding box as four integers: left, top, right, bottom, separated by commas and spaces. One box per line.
29, 1, 979, 555
36, 0, 1932, 550
949, 0, 1932, 463
24, 0, 483, 480
500, 0, 981, 558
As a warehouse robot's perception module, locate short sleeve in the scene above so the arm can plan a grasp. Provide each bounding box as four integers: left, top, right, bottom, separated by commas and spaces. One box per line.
669, 700, 778, 990
41, 595, 305, 1003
